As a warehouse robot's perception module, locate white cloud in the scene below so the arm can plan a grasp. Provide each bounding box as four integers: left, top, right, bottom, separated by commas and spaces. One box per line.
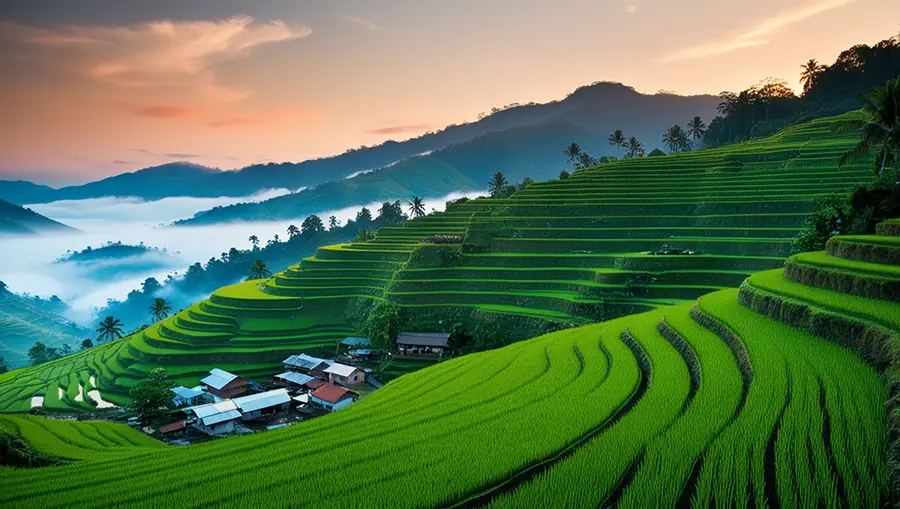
348, 16, 381, 31
4, 16, 311, 100
624, 5, 638, 14
662, 0, 859, 61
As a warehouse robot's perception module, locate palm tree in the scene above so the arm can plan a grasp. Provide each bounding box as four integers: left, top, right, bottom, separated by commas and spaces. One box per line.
248, 235, 259, 250
625, 137, 644, 159
576, 152, 595, 169
95, 316, 124, 343
608, 129, 626, 154
489, 172, 508, 197
800, 59, 825, 95
286, 225, 300, 239
248, 259, 272, 280
835, 77, 900, 175
662, 125, 691, 153
148, 297, 171, 323
687, 116, 706, 141
408, 196, 426, 218
564, 143, 582, 168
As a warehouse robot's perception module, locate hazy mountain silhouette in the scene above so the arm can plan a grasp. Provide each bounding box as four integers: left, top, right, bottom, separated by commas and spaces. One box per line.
0, 199, 76, 236
7, 82, 717, 208
177, 83, 720, 225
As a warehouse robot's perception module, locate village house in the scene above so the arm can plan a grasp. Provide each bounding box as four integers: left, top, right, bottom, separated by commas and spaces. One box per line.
159, 421, 186, 435
324, 363, 365, 387
310, 383, 358, 412
341, 337, 371, 348
170, 386, 211, 407
187, 400, 242, 435
273, 371, 315, 391
233, 389, 292, 421
348, 348, 378, 360
282, 354, 333, 378
200, 368, 249, 399
396, 332, 451, 356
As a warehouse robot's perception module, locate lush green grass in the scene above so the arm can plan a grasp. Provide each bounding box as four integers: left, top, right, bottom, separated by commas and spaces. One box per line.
0, 229, 897, 507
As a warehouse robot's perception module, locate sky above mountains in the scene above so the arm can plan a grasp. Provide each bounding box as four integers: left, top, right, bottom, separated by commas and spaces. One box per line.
0, 0, 898, 186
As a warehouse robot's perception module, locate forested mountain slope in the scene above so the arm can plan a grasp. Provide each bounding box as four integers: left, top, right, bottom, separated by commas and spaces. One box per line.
0, 112, 872, 411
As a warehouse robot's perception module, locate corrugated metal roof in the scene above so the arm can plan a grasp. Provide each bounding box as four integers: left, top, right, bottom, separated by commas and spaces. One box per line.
311, 383, 353, 404
234, 389, 291, 413
190, 400, 238, 419
282, 353, 333, 370
396, 332, 450, 347
274, 371, 314, 386
171, 386, 204, 399
200, 368, 240, 390
341, 337, 371, 346
159, 421, 186, 433
324, 363, 361, 378
201, 409, 242, 426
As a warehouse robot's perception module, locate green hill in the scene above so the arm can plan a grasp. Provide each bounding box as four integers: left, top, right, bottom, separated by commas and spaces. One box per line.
0, 220, 896, 506
0, 199, 75, 236
0, 289, 86, 368
0, 112, 875, 412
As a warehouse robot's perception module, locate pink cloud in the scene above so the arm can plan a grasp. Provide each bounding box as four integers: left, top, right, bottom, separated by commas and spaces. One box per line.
121, 102, 204, 118
367, 123, 431, 135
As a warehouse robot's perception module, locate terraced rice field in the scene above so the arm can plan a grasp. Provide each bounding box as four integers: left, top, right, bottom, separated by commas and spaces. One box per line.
0, 112, 875, 412
1, 227, 897, 507
0, 292, 87, 368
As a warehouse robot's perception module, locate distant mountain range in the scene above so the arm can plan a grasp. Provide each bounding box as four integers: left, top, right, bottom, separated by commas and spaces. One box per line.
1, 82, 717, 212
0, 199, 76, 236
177, 83, 720, 225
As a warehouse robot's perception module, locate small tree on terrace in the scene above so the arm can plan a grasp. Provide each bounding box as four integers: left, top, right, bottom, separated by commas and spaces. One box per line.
148, 297, 171, 323
129, 368, 175, 423
364, 301, 402, 352
408, 196, 426, 218
564, 143, 582, 168
663, 125, 691, 153
96, 316, 124, 343
625, 137, 645, 158
489, 172, 509, 197
687, 116, 706, 141
835, 77, 900, 175
81, 339, 94, 350
248, 260, 271, 280
301, 215, 326, 235
608, 129, 626, 155
576, 152, 596, 169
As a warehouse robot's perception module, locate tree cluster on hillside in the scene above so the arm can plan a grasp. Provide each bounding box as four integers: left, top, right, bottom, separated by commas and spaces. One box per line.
489, 172, 537, 198
56, 241, 175, 263
129, 368, 174, 422
705, 34, 900, 148
94, 202, 419, 330
27, 341, 72, 366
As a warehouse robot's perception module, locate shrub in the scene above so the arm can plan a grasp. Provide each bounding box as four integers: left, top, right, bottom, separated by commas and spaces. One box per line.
363, 301, 401, 351
559, 170, 570, 180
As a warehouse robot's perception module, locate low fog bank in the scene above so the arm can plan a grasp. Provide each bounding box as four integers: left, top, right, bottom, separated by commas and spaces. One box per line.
0, 189, 484, 326
26, 188, 298, 230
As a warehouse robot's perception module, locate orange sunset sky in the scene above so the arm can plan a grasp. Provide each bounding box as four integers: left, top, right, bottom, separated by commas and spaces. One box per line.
0, 0, 898, 186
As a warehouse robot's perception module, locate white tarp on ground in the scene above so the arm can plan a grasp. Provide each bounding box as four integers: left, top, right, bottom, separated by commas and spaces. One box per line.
30, 396, 44, 409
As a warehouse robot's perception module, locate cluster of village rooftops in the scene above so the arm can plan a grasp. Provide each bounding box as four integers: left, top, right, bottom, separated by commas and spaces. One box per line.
160, 332, 451, 437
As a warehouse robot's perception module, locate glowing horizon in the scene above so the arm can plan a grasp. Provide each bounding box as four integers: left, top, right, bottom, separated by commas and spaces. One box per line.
0, 0, 897, 186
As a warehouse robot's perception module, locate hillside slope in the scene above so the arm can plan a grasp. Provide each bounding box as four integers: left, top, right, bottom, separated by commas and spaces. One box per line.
0, 290, 87, 368
0, 112, 874, 411
0, 199, 75, 236
0, 223, 896, 507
